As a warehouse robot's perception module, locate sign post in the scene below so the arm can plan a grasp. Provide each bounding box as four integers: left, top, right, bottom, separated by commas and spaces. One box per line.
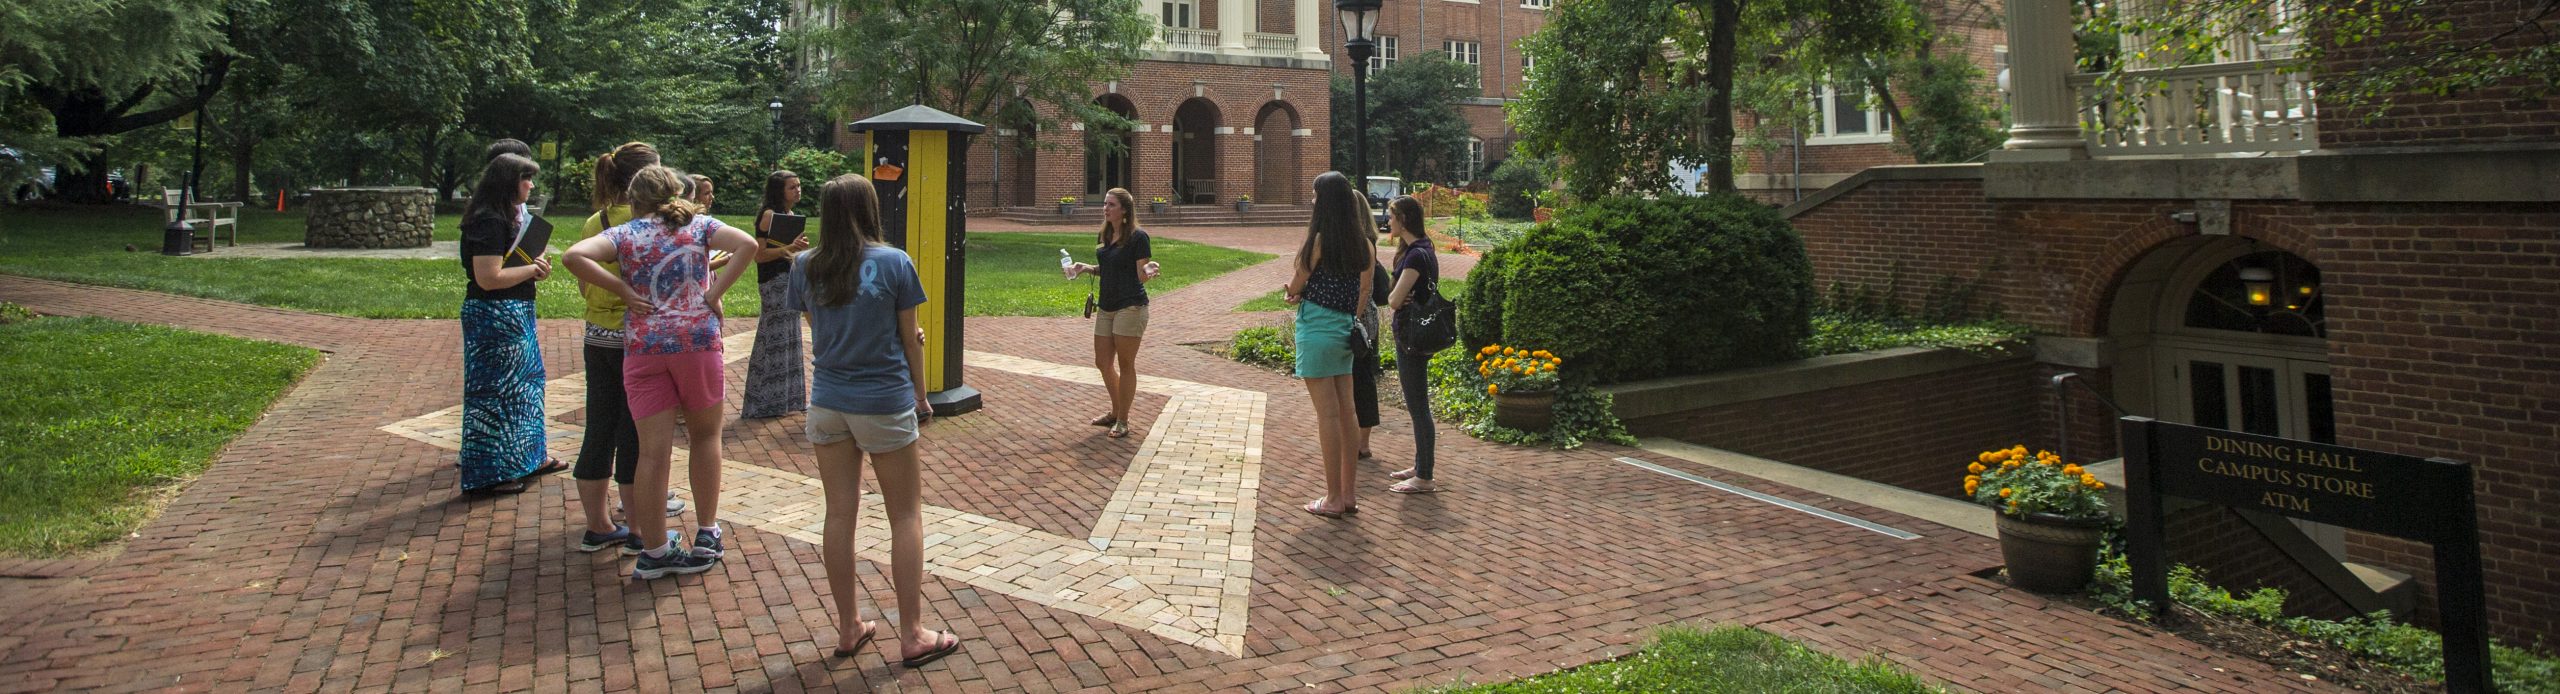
2118, 417, 2490, 692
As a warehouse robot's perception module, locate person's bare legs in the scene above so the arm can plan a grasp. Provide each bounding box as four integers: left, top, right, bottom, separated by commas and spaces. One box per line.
814, 438, 874, 652
577, 479, 614, 534
632, 409, 678, 551
1328, 380, 1361, 512
1305, 376, 1350, 514
684, 404, 723, 535
1090, 335, 1120, 425
869, 442, 956, 659
1110, 335, 1141, 424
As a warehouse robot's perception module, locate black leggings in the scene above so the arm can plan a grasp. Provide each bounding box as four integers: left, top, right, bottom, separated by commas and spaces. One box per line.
1395, 345, 1436, 479
573, 343, 639, 484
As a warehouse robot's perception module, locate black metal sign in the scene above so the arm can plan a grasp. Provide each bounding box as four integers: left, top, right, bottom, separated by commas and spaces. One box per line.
2119, 417, 2490, 692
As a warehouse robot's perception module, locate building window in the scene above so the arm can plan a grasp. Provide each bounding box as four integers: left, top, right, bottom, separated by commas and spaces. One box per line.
1461, 138, 1485, 183
1808, 81, 1891, 143
1160, 0, 1193, 28
1521, 0, 1552, 7
1445, 40, 1481, 87
1521, 53, 1535, 85
1370, 36, 1398, 71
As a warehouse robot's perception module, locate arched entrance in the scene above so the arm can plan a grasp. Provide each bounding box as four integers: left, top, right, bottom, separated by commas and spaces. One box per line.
1086, 95, 1136, 197
1170, 98, 1221, 204
2108, 236, 2340, 553
1253, 101, 1303, 205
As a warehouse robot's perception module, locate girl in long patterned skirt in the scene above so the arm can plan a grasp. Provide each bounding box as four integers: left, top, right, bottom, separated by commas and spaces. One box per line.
742, 170, 810, 419
457, 153, 567, 494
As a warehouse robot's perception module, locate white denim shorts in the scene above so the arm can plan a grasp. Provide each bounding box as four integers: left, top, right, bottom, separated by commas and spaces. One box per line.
805, 406, 919, 454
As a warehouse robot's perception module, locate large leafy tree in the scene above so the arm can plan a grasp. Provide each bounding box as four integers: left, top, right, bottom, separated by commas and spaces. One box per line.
795, 0, 1157, 135
5, 0, 233, 202
1331, 54, 1481, 183
2085, 0, 2558, 120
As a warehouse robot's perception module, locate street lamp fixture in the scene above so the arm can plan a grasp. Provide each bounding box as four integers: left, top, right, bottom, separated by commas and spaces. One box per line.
1335, 0, 1382, 200
769, 98, 787, 163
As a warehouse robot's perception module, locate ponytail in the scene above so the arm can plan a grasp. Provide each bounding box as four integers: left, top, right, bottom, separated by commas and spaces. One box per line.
626, 165, 698, 229
590, 142, 661, 211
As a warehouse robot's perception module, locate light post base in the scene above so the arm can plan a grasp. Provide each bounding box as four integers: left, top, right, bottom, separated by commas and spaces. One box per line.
927, 385, 982, 418
162, 220, 197, 256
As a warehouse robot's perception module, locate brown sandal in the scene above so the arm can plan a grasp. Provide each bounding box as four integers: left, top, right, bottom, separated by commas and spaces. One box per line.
1088, 414, 1117, 427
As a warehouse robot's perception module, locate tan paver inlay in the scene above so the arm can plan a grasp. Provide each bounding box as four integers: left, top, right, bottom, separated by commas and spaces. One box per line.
380, 331, 1266, 656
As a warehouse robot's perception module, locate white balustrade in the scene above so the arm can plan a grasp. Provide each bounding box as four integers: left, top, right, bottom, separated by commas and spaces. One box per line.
1160, 27, 1218, 52
2072, 59, 2319, 156
1246, 32, 1297, 55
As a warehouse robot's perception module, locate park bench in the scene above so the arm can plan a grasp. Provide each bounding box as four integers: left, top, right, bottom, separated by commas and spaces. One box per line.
161, 188, 240, 252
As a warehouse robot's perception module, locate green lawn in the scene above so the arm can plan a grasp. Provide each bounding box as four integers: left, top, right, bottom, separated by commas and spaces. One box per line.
0, 310, 318, 556
0, 208, 1267, 319
984, 233, 1269, 316
1236, 276, 1468, 313
1428, 625, 1942, 694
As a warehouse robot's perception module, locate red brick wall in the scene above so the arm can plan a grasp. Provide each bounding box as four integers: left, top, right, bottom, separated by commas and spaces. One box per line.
1258, 0, 1293, 35
2315, 0, 2560, 148
1321, 0, 1551, 103
950, 59, 1335, 210
2318, 202, 2560, 640
1626, 357, 2045, 496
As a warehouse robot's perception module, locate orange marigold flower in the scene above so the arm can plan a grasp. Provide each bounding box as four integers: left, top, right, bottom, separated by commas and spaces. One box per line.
1998, 488, 2014, 498
1964, 480, 1980, 495
1967, 462, 1986, 474
1487, 384, 1499, 395
2061, 464, 2083, 476
2080, 473, 2099, 486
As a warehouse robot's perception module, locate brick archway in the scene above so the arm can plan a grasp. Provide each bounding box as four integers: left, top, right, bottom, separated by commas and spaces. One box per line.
1253, 101, 1303, 205
2076, 208, 2320, 337
1169, 98, 1223, 204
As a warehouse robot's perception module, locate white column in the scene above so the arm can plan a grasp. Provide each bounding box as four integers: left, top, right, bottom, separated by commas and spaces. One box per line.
1221, 0, 1248, 50
1997, 0, 2086, 159
1297, 0, 1326, 58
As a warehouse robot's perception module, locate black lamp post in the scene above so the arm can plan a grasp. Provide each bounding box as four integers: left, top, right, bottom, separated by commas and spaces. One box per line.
1336, 0, 1381, 191
769, 98, 787, 164
163, 69, 211, 256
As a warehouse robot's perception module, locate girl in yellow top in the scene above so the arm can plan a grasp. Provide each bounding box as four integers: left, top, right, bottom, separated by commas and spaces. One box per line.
569, 142, 690, 553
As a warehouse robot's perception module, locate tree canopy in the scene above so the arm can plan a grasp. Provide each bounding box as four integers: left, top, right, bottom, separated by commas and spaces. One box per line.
1332, 53, 1482, 184
795, 0, 1156, 135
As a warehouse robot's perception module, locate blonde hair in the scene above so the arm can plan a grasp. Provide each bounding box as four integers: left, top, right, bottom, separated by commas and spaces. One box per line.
626, 165, 700, 228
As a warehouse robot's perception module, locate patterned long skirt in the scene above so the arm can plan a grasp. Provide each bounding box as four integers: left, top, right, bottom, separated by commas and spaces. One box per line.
460, 298, 546, 491
740, 279, 807, 419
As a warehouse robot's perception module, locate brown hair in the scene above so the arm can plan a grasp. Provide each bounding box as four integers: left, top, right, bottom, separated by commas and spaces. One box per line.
1096, 187, 1137, 247
590, 142, 660, 210
1299, 172, 1370, 275
463, 154, 540, 228
626, 165, 700, 228
807, 174, 884, 307
1388, 195, 1427, 245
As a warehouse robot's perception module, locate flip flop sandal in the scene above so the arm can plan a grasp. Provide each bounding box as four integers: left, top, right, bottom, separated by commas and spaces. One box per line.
466, 479, 531, 497
1390, 479, 1437, 494
900, 631, 963, 668
1108, 421, 1131, 439
1088, 415, 1117, 427
519, 458, 570, 480
1303, 499, 1346, 519
833, 621, 878, 658
1389, 468, 1417, 480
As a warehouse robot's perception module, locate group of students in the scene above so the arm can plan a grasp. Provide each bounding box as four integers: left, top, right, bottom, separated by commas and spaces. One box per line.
453, 139, 961, 667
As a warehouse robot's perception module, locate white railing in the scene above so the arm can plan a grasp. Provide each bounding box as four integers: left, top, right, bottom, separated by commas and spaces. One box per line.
2071, 59, 2319, 156
1159, 27, 1218, 52
1247, 32, 1296, 55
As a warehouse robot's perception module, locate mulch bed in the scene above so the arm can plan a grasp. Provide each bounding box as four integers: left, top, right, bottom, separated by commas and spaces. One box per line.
1985, 570, 2439, 692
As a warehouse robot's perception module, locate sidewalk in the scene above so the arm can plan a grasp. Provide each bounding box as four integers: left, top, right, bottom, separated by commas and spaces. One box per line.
0, 269, 2342, 693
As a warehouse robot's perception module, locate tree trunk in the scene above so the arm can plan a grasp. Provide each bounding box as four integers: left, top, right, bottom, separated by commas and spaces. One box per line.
60, 151, 114, 204
230, 137, 257, 204
1703, 0, 1741, 193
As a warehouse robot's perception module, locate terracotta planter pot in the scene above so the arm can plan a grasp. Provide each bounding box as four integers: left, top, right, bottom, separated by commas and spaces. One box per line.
1996, 511, 2108, 593
1492, 390, 1557, 432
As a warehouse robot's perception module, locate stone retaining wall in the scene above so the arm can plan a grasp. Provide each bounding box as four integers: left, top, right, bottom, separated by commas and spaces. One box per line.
305, 188, 434, 249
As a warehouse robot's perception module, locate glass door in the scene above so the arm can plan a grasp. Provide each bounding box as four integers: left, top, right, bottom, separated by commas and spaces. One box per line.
2166, 349, 2342, 555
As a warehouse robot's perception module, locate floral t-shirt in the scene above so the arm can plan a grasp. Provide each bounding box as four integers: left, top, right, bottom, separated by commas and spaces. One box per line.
606, 215, 727, 355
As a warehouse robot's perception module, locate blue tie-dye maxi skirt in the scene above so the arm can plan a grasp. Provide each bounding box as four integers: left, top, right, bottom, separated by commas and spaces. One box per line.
460, 298, 546, 491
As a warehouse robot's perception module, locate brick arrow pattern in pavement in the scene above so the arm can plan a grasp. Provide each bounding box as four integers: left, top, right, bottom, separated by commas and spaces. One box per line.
0, 264, 2345, 693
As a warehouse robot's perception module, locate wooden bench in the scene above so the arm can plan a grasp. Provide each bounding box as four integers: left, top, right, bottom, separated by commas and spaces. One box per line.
161, 188, 240, 251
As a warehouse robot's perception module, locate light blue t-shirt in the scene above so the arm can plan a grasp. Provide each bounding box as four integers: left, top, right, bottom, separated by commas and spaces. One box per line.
784, 246, 929, 415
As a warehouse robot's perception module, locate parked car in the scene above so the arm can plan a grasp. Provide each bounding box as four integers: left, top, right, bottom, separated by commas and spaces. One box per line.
1365, 175, 1401, 232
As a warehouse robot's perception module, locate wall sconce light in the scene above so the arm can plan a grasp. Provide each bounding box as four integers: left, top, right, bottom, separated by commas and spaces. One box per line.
2240, 267, 2275, 307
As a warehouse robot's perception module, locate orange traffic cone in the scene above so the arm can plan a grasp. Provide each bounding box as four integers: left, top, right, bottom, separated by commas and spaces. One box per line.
276, 189, 285, 212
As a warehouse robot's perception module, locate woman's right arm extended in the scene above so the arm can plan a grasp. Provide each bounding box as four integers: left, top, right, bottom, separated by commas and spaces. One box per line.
1385, 267, 1420, 313
562, 235, 652, 315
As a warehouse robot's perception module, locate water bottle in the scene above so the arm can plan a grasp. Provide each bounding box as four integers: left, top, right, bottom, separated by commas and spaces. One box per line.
1060, 249, 1076, 280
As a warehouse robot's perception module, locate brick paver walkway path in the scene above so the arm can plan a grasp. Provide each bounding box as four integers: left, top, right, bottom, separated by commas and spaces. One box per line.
1, 237, 2343, 693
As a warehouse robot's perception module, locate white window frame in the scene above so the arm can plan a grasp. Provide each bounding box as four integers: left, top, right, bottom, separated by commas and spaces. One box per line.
1807, 80, 1893, 145
1461, 138, 1485, 184
1521, 53, 1536, 85
1160, 0, 1194, 28
1445, 40, 1482, 87
1521, 0, 1552, 7
1370, 36, 1399, 71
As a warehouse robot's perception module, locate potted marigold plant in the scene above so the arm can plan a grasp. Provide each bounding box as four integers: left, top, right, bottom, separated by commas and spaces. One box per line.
1234, 194, 1254, 213
1967, 445, 2112, 593
1474, 344, 1563, 431
1150, 196, 1169, 214
1058, 196, 1079, 215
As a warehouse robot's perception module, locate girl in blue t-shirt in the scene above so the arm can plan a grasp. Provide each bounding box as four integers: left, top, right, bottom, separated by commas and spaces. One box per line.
783, 174, 963, 668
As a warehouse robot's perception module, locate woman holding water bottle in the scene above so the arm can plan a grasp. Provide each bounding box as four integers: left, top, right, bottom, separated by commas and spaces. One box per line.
1061, 188, 1158, 439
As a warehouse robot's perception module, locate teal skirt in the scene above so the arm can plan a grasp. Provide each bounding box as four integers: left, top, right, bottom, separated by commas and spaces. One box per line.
1294, 302, 1356, 379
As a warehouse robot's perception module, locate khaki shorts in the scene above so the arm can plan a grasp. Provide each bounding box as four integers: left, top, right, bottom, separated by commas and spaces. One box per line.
1093, 305, 1149, 337
805, 406, 919, 454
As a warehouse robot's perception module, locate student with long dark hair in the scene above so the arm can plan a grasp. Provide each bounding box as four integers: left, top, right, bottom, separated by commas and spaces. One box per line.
787, 175, 963, 667
1382, 196, 1441, 493
562, 165, 761, 579
1283, 172, 1377, 518
569, 142, 688, 552
741, 170, 812, 419
456, 153, 568, 495
1063, 188, 1159, 439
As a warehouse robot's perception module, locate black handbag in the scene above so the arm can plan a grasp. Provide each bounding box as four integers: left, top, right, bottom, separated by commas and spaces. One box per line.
1397, 282, 1458, 354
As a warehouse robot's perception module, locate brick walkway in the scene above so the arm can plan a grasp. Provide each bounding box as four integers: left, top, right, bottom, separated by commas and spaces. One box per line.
0, 255, 2343, 692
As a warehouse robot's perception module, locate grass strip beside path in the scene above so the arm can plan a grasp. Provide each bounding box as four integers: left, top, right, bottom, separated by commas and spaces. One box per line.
0, 208, 1267, 319
0, 313, 319, 556
1428, 625, 1942, 693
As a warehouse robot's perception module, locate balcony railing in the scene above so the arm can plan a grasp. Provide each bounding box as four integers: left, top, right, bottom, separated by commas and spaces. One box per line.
1160, 27, 1217, 53
1247, 32, 1297, 55
2070, 59, 2319, 156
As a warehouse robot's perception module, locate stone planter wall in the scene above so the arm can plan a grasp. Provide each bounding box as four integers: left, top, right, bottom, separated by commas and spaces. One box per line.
306, 187, 435, 248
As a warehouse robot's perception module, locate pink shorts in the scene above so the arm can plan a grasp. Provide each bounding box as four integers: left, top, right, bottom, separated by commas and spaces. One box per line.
624, 350, 725, 420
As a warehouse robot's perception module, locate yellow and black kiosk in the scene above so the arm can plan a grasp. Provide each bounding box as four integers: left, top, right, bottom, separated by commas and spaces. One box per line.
851, 105, 985, 416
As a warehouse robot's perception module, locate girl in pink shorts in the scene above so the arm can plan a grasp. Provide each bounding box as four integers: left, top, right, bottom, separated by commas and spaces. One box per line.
563, 165, 762, 579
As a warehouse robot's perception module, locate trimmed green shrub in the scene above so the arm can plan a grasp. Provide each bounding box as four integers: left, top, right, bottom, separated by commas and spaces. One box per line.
1487, 155, 1552, 219
1462, 194, 1813, 384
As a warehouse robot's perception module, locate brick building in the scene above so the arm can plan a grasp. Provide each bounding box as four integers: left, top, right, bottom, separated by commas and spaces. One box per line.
1311, 0, 1555, 185
1758, 0, 2559, 645
1734, 1, 2007, 204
